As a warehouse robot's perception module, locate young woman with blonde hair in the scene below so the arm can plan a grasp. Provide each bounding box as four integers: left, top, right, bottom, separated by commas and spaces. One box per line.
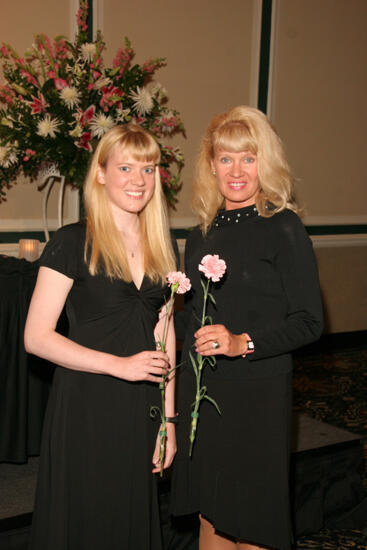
25, 124, 177, 550
171, 106, 323, 550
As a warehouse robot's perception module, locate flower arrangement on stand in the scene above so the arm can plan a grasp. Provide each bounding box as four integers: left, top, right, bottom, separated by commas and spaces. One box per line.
189, 254, 227, 456
0, 0, 185, 207
150, 271, 191, 476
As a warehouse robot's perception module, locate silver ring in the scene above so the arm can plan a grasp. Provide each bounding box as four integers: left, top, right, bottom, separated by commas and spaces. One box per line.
212, 341, 219, 349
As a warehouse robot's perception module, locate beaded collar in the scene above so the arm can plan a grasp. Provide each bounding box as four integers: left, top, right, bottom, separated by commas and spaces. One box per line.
213, 204, 261, 229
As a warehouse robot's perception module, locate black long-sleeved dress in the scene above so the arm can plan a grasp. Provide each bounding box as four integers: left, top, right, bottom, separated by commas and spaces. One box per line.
171, 205, 323, 550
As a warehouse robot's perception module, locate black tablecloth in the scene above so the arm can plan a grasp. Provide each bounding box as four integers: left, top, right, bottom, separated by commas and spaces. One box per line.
0, 256, 53, 463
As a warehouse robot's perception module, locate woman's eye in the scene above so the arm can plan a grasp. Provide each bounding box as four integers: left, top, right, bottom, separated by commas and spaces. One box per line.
220, 157, 231, 164
143, 167, 154, 174
244, 156, 255, 164
120, 166, 130, 172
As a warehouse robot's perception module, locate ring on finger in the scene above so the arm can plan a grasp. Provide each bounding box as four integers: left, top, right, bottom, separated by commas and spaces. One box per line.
212, 340, 220, 350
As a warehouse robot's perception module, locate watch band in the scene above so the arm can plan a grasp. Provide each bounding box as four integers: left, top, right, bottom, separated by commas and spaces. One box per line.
165, 415, 179, 424
242, 333, 255, 357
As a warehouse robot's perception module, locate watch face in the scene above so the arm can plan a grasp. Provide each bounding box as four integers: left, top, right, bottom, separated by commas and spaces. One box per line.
248, 341, 255, 351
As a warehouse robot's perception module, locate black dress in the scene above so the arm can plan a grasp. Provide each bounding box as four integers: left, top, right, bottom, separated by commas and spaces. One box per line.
29, 223, 169, 550
171, 206, 323, 550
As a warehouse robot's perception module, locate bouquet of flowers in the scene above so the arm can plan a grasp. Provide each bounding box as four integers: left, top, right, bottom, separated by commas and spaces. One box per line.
0, 0, 185, 207
151, 271, 191, 476
189, 254, 227, 456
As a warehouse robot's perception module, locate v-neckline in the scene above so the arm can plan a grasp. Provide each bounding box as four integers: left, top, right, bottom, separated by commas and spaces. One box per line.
132, 274, 145, 292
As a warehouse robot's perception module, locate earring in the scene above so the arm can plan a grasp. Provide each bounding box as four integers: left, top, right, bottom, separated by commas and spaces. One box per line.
212, 170, 216, 175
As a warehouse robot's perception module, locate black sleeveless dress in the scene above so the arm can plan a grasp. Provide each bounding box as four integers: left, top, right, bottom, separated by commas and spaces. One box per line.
29, 222, 169, 550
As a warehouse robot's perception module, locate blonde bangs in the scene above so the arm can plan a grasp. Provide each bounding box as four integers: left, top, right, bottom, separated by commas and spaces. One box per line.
212, 121, 257, 156
98, 124, 160, 168
118, 134, 160, 164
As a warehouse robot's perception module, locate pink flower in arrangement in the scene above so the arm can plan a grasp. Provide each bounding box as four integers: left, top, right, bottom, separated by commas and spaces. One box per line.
54, 78, 68, 91
76, 3, 88, 32
112, 46, 134, 75
0, 46, 9, 58
23, 148, 36, 162
20, 69, 38, 87
167, 271, 191, 294
199, 254, 227, 282
159, 167, 170, 184
77, 131, 92, 152
31, 92, 48, 114
79, 105, 95, 127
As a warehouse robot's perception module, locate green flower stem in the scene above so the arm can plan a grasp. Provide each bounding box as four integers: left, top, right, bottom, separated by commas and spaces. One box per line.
189, 354, 203, 456
156, 283, 178, 477
158, 380, 167, 477
189, 279, 210, 456
201, 279, 210, 326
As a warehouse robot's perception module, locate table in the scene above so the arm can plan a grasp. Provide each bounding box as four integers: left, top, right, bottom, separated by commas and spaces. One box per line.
0, 256, 53, 463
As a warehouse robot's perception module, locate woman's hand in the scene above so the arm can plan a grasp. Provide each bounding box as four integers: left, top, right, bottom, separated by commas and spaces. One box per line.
114, 350, 170, 383
152, 422, 177, 473
195, 324, 247, 357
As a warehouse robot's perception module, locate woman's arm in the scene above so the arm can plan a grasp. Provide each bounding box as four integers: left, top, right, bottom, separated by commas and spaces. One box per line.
24, 266, 169, 382
195, 214, 323, 360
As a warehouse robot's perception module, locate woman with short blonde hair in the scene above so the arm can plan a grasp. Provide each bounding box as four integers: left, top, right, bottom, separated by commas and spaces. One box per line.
193, 105, 299, 234
171, 106, 323, 550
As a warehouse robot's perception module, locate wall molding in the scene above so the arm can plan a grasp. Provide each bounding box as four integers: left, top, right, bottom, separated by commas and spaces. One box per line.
311, 234, 367, 248
303, 215, 367, 226
266, 0, 279, 118
249, 0, 263, 108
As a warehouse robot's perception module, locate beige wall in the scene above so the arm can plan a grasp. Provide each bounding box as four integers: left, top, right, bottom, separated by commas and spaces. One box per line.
269, 0, 367, 333
315, 245, 367, 333
270, 0, 367, 222
102, 0, 258, 226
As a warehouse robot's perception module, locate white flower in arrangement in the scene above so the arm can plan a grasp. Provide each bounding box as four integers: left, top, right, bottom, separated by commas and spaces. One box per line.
115, 107, 131, 122
37, 115, 60, 138
60, 86, 81, 108
172, 147, 184, 163
81, 42, 96, 62
0, 146, 9, 165
151, 82, 167, 102
130, 86, 154, 116
0, 145, 17, 167
90, 113, 114, 138
1, 117, 14, 128
93, 77, 112, 90
69, 123, 83, 138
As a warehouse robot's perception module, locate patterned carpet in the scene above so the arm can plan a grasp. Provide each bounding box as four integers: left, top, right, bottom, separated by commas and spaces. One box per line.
292, 338, 367, 549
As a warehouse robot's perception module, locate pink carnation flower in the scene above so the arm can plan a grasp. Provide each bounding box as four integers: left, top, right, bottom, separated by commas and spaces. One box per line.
167, 271, 191, 294
199, 254, 227, 282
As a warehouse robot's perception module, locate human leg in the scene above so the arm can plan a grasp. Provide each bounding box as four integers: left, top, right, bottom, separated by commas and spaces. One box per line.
199, 515, 237, 550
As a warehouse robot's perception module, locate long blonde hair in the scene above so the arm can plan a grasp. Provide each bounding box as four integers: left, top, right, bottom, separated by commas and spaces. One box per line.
83, 124, 176, 283
193, 106, 300, 234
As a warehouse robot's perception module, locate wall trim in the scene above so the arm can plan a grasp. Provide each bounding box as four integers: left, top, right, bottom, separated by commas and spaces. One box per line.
249, 0, 263, 108
257, 0, 273, 113
2, 231, 366, 256
303, 215, 367, 226
93, 0, 103, 35
266, 0, 279, 119
311, 234, 367, 248
69, 0, 79, 39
